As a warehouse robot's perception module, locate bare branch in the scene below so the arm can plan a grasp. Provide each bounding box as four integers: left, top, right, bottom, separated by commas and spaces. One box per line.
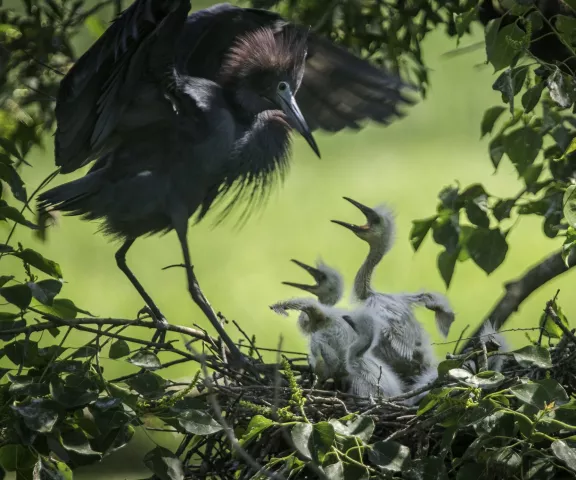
460, 248, 576, 353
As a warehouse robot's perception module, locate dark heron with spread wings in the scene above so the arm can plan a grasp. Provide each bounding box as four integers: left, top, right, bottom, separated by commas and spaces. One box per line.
38, 0, 415, 365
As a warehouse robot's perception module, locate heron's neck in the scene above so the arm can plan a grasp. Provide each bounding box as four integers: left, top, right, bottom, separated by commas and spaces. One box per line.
354, 239, 388, 301
318, 289, 341, 307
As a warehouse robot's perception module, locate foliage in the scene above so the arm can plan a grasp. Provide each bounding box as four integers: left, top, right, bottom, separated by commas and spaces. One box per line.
1, 0, 576, 478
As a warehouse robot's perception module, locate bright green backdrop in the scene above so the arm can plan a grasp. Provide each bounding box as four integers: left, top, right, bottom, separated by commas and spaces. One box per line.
3, 1, 573, 477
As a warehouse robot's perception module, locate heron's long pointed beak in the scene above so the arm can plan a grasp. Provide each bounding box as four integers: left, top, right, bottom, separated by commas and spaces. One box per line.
277, 88, 320, 158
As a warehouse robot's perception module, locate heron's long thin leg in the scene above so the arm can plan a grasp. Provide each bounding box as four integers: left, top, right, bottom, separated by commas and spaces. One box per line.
115, 238, 168, 343
172, 220, 245, 365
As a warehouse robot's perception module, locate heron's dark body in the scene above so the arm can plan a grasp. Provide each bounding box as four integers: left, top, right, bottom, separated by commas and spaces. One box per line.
40, 1, 412, 241
42, 74, 290, 239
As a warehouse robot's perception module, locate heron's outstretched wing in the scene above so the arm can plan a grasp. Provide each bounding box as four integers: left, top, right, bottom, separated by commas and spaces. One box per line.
55, 0, 191, 173
177, 4, 416, 132
297, 34, 416, 132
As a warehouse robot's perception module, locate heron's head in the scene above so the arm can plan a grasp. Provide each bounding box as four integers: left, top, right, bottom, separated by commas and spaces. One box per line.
282, 259, 343, 306
219, 26, 319, 157
331, 197, 396, 252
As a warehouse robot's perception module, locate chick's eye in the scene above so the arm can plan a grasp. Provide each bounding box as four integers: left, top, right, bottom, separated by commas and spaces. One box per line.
278, 81, 289, 92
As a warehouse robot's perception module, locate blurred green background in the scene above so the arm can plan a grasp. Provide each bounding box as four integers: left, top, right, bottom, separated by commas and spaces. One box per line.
3, 0, 575, 478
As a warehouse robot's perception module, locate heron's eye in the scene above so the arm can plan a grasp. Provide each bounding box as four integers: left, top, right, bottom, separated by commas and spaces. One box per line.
278, 81, 289, 93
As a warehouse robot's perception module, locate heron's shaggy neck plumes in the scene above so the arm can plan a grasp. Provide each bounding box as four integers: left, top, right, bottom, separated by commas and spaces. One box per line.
354, 206, 396, 301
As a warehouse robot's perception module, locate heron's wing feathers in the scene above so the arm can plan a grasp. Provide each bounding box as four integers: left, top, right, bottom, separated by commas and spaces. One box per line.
296, 34, 417, 132
55, 0, 191, 173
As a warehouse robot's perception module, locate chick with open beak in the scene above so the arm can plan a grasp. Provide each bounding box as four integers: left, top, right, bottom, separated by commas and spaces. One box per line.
330, 196, 456, 387
282, 259, 343, 307
278, 258, 351, 389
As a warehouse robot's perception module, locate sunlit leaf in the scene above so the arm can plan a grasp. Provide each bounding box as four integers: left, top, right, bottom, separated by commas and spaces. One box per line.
511, 345, 552, 368
13, 249, 62, 279
368, 440, 410, 472
127, 350, 161, 370
410, 216, 437, 252
552, 440, 576, 473
481, 105, 506, 137
177, 410, 222, 436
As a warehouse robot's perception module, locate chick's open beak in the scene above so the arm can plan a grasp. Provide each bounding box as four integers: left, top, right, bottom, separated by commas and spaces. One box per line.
282, 259, 324, 292
342, 197, 380, 223
277, 87, 320, 158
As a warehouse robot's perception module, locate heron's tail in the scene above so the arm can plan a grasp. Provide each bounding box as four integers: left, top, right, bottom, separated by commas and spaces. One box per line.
37, 169, 104, 216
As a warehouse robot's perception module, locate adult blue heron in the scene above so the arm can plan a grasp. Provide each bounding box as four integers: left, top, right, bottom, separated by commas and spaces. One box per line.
38, 0, 414, 365
332, 198, 455, 384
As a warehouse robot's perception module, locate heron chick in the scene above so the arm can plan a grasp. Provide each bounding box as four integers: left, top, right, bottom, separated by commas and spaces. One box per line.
341, 310, 404, 399
332, 197, 455, 384
270, 295, 354, 386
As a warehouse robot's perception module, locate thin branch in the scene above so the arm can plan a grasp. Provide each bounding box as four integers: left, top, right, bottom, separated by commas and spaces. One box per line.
460, 248, 576, 353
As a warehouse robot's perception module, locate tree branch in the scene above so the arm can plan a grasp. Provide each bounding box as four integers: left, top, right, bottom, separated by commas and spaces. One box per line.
460, 248, 576, 353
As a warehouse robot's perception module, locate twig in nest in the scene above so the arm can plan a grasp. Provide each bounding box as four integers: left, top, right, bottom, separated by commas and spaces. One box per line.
184, 341, 284, 480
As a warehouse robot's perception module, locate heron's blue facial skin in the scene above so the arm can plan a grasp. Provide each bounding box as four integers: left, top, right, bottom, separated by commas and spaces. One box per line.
275, 81, 320, 158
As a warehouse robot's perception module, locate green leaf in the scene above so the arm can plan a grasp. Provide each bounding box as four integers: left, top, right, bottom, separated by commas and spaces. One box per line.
0, 445, 36, 472
486, 23, 527, 72
563, 184, 576, 228
456, 463, 484, 480
0, 137, 24, 163
522, 81, 546, 113
465, 199, 489, 228
346, 415, 375, 443
510, 383, 553, 410
481, 106, 506, 138
0, 284, 32, 310
177, 410, 222, 436
240, 415, 275, 446
0, 163, 27, 202
35, 298, 92, 319
125, 371, 166, 398
109, 339, 130, 359
27, 279, 62, 306
309, 422, 335, 464
466, 228, 508, 274
4, 340, 38, 367
291, 423, 313, 460
534, 378, 569, 406
493, 199, 515, 221
489, 135, 505, 169
50, 377, 99, 408
36, 457, 73, 480
547, 67, 576, 109
324, 461, 344, 480
511, 345, 552, 368
437, 249, 457, 288
503, 127, 542, 175
143, 447, 184, 480
60, 428, 101, 457
127, 350, 161, 370
492, 66, 528, 112
368, 440, 410, 472
13, 249, 62, 279
11, 399, 59, 433
551, 440, 576, 473
0, 206, 37, 229
410, 216, 437, 252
